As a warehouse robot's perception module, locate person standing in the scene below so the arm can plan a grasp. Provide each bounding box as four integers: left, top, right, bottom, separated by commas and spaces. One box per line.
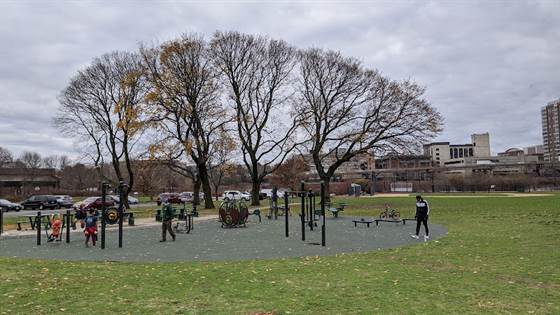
160, 201, 176, 242
411, 195, 430, 241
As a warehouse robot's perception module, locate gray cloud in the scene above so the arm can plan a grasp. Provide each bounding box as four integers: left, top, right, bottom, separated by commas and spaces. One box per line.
0, 0, 558, 159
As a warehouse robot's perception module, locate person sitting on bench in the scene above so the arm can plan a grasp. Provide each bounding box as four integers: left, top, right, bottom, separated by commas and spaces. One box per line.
411, 195, 430, 241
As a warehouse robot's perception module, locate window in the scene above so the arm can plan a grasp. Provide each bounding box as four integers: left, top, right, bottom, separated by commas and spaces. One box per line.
469, 148, 473, 156
459, 148, 463, 158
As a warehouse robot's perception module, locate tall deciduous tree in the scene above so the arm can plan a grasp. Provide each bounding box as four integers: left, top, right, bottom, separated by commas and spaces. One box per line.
0, 147, 13, 167
296, 48, 443, 198
55, 51, 148, 207
142, 34, 228, 209
210, 31, 300, 205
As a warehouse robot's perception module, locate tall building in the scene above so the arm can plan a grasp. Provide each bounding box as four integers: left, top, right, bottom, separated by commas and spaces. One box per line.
423, 133, 491, 166
542, 99, 560, 161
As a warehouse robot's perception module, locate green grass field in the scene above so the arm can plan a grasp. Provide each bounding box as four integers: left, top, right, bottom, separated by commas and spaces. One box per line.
0, 195, 559, 314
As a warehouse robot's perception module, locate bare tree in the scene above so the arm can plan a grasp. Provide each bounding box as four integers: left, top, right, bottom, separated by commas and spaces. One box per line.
42, 155, 69, 170
55, 51, 148, 207
0, 147, 13, 167
142, 34, 230, 209
19, 151, 43, 169
296, 48, 443, 198
210, 31, 300, 205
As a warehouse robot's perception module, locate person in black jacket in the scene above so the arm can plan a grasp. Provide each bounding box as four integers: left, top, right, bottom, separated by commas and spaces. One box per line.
411, 195, 430, 241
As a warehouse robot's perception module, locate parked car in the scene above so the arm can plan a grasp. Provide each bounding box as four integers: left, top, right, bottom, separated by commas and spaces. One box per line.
54, 195, 73, 208
21, 195, 59, 210
74, 196, 115, 211
179, 192, 194, 202
222, 190, 250, 201
0, 199, 22, 212
109, 195, 139, 205
156, 193, 182, 206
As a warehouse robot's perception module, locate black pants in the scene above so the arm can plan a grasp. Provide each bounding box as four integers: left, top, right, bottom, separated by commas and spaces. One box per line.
162, 220, 176, 241
416, 215, 429, 236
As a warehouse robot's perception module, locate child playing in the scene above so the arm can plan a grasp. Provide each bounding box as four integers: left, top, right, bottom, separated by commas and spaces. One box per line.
83, 209, 98, 247
48, 213, 62, 242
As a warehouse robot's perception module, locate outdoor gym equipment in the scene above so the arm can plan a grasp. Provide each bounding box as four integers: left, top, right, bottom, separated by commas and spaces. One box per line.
267, 187, 288, 219
174, 207, 194, 234
282, 181, 326, 247
34, 210, 73, 245
100, 181, 127, 249
219, 198, 250, 228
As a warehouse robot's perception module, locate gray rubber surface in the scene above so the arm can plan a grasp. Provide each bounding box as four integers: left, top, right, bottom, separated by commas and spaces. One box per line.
0, 216, 446, 262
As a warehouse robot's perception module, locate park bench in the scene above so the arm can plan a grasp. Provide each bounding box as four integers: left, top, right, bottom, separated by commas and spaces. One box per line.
374, 218, 402, 226
352, 219, 373, 228
249, 208, 262, 222
401, 218, 417, 225
16, 220, 31, 231
123, 210, 144, 226
327, 202, 346, 218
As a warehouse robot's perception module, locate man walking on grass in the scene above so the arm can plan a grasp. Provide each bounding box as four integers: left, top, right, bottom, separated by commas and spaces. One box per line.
160, 201, 176, 242
411, 195, 430, 241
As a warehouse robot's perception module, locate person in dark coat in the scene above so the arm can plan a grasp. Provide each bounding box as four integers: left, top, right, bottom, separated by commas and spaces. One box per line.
411, 195, 430, 241
160, 201, 176, 242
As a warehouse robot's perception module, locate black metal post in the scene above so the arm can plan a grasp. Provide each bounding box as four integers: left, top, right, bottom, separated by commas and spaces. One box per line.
0, 206, 4, 236
300, 181, 305, 241
321, 181, 326, 247
101, 182, 108, 249
118, 181, 125, 248
284, 192, 289, 237
272, 187, 278, 220
66, 209, 70, 243
308, 191, 313, 231
36, 211, 41, 246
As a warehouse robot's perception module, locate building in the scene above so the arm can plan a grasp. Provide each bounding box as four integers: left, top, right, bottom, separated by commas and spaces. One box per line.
304, 150, 375, 180
0, 168, 60, 197
423, 133, 491, 166
542, 99, 560, 161
524, 145, 544, 155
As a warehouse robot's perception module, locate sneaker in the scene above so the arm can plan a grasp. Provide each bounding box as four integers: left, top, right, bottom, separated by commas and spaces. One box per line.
410, 235, 419, 239
424, 235, 430, 241
159, 239, 166, 242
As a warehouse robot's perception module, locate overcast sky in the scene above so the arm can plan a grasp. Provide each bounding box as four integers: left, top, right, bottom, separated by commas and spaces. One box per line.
1, 0, 559, 161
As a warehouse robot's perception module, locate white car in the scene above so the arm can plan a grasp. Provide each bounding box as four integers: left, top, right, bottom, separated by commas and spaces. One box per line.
222, 190, 250, 201
109, 195, 139, 204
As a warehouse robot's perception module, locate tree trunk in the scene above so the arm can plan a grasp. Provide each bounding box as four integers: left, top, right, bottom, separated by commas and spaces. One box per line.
197, 164, 215, 209
251, 177, 261, 206
321, 177, 332, 203
193, 176, 201, 206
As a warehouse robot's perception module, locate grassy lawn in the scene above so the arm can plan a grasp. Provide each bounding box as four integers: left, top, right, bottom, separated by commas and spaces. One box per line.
0, 195, 559, 314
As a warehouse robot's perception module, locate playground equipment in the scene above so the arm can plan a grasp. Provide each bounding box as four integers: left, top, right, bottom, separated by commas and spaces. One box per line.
100, 181, 127, 249
219, 198, 250, 228
282, 181, 326, 247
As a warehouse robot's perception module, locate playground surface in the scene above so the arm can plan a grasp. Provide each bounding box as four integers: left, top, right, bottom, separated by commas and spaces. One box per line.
0, 215, 446, 262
